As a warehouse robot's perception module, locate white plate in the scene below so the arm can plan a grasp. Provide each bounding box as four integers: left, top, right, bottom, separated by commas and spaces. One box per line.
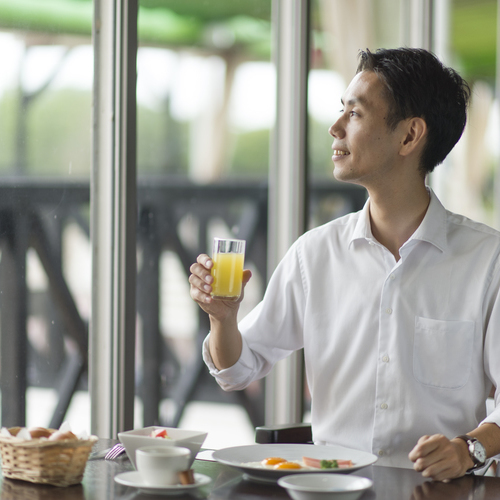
212, 444, 377, 482
114, 471, 211, 495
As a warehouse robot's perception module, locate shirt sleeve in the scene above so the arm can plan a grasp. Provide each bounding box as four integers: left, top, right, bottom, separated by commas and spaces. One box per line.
480, 258, 500, 428
201, 333, 264, 391
202, 240, 307, 391
482, 397, 500, 428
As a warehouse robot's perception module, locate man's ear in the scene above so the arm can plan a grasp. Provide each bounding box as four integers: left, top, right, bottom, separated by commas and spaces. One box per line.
399, 117, 427, 157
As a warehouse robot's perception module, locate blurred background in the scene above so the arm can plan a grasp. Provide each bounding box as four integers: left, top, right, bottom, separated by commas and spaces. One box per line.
0, 0, 498, 448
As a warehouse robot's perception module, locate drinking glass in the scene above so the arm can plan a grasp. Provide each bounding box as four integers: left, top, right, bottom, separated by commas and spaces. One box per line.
211, 238, 246, 300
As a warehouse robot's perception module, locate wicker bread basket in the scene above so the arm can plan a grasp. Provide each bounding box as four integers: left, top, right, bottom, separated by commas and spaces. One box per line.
0, 427, 98, 487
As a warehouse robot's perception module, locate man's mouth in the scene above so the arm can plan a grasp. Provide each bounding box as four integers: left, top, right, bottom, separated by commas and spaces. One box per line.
332, 150, 350, 156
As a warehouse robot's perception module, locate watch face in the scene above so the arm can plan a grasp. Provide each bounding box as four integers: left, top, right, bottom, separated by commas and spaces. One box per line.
473, 442, 487, 464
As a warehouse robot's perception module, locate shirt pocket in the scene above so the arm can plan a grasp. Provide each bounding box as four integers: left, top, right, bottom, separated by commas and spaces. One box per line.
413, 316, 474, 389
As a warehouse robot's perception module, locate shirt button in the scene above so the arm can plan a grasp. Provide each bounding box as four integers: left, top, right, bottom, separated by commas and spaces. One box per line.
382, 355, 390, 363
378, 450, 384, 456
386, 308, 393, 315
390, 274, 395, 280
380, 403, 388, 410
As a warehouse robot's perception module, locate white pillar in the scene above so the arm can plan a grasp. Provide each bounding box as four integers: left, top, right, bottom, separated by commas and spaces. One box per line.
265, 0, 309, 425
90, 0, 137, 437
400, 0, 434, 50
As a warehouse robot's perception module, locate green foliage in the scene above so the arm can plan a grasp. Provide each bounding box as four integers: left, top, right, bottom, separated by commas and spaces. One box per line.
139, 0, 271, 23
0, 88, 91, 176
0, 0, 92, 36
309, 117, 334, 179
0, 0, 271, 56
137, 103, 189, 175
0, 91, 18, 172
28, 89, 92, 176
227, 116, 341, 180
137, 6, 202, 46
451, 0, 497, 81
229, 128, 269, 178
0, 87, 196, 177
0, 86, 277, 179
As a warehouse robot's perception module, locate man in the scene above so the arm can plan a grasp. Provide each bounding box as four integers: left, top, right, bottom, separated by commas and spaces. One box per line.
189, 48, 500, 481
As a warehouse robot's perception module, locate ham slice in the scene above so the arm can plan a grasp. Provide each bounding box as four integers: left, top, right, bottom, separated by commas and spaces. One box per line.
302, 456, 354, 469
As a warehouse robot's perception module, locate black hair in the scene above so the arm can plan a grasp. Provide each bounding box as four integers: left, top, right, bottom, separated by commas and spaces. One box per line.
356, 47, 471, 174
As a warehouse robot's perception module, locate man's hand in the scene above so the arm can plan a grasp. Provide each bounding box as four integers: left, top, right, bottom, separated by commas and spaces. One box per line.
408, 434, 473, 482
189, 253, 252, 321
189, 253, 252, 370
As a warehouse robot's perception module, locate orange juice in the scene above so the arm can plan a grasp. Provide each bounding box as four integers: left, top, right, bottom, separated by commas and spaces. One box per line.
211, 252, 245, 300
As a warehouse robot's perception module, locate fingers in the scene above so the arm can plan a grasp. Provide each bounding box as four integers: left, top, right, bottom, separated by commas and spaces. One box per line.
189, 255, 252, 308
234, 269, 253, 305
242, 269, 252, 284
417, 457, 455, 481
409, 434, 467, 481
189, 254, 213, 304
409, 434, 438, 462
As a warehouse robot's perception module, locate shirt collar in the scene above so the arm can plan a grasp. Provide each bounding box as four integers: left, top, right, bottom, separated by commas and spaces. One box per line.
350, 198, 373, 245
409, 187, 446, 252
349, 187, 447, 252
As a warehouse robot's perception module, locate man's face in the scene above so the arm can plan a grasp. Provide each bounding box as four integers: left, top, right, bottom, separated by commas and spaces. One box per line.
329, 70, 406, 188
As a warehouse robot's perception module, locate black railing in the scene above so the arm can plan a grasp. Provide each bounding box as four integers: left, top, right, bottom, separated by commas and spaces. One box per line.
0, 177, 366, 430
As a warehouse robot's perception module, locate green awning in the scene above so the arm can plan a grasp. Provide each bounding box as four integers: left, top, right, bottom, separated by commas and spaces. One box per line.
0, 0, 271, 55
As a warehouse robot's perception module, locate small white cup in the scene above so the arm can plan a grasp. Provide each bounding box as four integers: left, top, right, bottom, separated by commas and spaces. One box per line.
136, 446, 190, 486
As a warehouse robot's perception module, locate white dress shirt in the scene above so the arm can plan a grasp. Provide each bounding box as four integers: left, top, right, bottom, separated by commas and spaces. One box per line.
203, 188, 500, 468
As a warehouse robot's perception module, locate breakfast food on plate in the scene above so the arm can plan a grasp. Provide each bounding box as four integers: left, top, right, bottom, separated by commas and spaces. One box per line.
302, 456, 354, 469
178, 469, 195, 485
149, 428, 171, 439
274, 461, 302, 470
243, 456, 354, 470
261, 457, 287, 466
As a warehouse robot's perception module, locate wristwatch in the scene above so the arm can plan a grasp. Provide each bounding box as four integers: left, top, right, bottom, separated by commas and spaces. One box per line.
456, 435, 487, 471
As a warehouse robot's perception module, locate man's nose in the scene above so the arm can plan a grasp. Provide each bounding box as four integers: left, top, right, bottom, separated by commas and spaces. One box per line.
329, 119, 344, 139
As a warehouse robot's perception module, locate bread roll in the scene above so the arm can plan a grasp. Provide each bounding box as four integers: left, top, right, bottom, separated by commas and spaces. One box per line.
48, 430, 77, 441
28, 427, 53, 439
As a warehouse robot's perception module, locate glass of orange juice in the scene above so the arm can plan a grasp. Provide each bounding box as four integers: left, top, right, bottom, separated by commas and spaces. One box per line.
211, 238, 246, 300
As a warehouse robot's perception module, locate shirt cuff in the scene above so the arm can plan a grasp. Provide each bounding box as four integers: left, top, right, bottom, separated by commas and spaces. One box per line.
201, 332, 257, 390
481, 405, 500, 428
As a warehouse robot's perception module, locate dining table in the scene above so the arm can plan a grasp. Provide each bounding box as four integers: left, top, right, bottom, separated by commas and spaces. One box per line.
0, 439, 499, 500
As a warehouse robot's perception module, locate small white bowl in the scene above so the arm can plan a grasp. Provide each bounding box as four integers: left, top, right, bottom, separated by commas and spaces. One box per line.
278, 473, 373, 500
118, 427, 207, 469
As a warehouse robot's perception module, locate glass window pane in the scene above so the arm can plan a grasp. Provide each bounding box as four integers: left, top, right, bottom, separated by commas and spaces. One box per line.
0, 4, 92, 433
136, 1, 272, 448
308, 0, 401, 229
434, 0, 498, 227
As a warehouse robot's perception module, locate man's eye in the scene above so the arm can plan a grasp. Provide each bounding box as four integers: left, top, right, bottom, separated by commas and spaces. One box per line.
349, 111, 358, 117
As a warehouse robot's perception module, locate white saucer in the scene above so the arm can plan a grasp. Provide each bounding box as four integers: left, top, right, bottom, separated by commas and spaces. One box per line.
114, 471, 211, 495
